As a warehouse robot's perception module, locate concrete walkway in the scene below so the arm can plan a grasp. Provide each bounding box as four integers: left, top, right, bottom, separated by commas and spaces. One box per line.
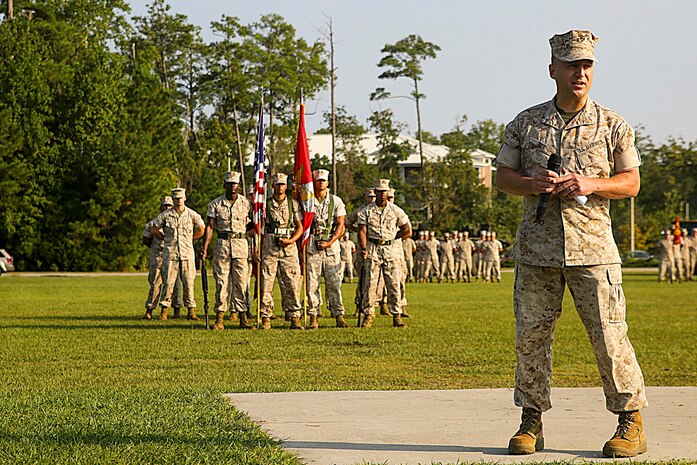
226, 387, 696, 464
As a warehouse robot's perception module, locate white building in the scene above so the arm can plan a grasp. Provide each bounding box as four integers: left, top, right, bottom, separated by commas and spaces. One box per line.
306, 133, 496, 189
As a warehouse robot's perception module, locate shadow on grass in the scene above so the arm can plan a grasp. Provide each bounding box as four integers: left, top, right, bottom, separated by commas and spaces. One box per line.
283, 440, 601, 458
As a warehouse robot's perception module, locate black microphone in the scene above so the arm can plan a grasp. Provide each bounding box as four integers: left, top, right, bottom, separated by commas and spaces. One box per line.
535, 153, 562, 222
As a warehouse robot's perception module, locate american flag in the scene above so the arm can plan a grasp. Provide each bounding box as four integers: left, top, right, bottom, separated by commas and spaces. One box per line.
253, 98, 267, 247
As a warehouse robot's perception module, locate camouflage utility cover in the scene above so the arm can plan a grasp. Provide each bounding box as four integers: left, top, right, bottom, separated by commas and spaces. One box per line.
497, 98, 640, 267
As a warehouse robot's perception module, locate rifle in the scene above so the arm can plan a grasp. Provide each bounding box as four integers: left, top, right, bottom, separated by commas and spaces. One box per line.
200, 255, 210, 330
356, 257, 369, 328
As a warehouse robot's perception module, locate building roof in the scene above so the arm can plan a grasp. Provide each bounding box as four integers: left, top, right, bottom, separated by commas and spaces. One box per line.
307, 133, 495, 168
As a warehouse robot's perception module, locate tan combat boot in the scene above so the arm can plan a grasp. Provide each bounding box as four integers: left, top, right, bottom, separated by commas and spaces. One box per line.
508, 408, 543, 455
143, 308, 153, 320
360, 314, 374, 329
392, 315, 407, 328
602, 411, 647, 457
261, 317, 271, 330
187, 307, 200, 321
307, 315, 319, 330
212, 311, 225, 331
335, 315, 348, 328
172, 307, 182, 319
290, 316, 304, 330
402, 307, 413, 318
379, 302, 390, 315
228, 312, 239, 321
159, 307, 169, 321
239, 311, 254, 329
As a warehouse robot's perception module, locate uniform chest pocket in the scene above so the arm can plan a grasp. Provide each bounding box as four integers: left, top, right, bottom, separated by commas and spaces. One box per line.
523, 138, 553, 176
575, 145, 611, 178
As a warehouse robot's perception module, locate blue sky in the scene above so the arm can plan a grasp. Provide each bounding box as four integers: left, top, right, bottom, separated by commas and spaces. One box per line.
129, 0, 697, 144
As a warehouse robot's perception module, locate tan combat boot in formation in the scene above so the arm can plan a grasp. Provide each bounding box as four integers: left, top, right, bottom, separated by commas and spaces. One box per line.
307, 315, 319, 330
239, 311, 254, 329
228, 312, 239, 321
508, 408, 544, 455
360, 314, 374, 329
379, 302, 390, 315
187, 307, 200, 321
289, 316, 304, 330
261, 317, 271, 330
143, 308, 153, 320
172, 307, 182, 319
402, 307, 412, 318
159, 307, 169, 321
212, 311, 225, 331
392, 315, 407, 328
602, 411, 647, 457
335, 315, 348, 328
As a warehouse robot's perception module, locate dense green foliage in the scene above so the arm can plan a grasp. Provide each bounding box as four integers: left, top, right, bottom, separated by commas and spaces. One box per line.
1, 3, 695, 271
0, 272, 695, 463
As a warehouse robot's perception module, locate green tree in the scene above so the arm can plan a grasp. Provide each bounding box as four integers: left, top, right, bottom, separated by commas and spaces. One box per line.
372, 34, 440, 184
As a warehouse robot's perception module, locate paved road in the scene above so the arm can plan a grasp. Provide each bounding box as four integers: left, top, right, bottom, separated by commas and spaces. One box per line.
227, 387, 696, 464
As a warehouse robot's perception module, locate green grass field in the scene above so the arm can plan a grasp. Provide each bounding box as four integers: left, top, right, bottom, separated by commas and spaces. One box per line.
1, 271, 695, 464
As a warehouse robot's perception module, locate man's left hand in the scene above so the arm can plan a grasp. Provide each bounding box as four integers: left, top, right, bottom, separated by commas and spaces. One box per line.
553, 170, 597, 197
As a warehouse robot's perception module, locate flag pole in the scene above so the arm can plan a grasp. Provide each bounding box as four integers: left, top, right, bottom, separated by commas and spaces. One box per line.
302, 246, 308, 327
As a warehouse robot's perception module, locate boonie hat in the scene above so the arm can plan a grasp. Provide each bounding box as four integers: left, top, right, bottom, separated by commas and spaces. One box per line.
550, 30, 598, 62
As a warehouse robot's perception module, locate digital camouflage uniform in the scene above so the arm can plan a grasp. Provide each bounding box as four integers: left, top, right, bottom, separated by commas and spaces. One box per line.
143, 217, 183, 310
423, 237, 440, 281
306, 193, 346, 317
656, 238, 675, 282
153, 206, 205, 309
260, 196, 303, 318
688, 232, 697, 279
358, 202, 409, 315
498, 97, 648, 413
414, 235, 427, 281
207, 194, 250, 314
483, 238, 503, 282
339, 237, 356, 282
347, 202, 372, 307
680, 235, 691, 280
438, 237, 456, 281
473, 235, 486, 280
456, 236, 474, 282
402, 237, 416, 282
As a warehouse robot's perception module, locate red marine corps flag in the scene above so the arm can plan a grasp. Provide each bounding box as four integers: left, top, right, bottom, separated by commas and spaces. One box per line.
293, 103, 315, 248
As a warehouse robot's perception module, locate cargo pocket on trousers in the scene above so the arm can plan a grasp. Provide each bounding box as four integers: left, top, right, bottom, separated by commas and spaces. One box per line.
607, 267, 626, 323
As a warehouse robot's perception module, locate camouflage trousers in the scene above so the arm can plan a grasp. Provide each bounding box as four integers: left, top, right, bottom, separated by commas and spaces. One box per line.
146, 259, 183, 309
658, 257, 675, 282
259, 252, 302, 318
423, 256, 440, 280
682, 250, 692, 280
473, 253, 483, 278
340, 258, 354, 282
440, 254, 455, 280
455, 257, 472, 282
213, 252, 249, 314
160, 258, 196, 308
404, 255, 414, 281
482, 259, 500, 282
513, 263, 648, 413
306, 250, 345, 317
361, 244, 404, 315
690, 251, 697, 279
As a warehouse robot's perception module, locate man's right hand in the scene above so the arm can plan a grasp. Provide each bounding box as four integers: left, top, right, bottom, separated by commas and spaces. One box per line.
361, 248, 368, 259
